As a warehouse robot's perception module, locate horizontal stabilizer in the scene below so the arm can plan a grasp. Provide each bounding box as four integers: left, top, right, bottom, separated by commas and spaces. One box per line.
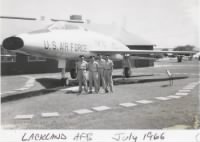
0, 16, 37, 21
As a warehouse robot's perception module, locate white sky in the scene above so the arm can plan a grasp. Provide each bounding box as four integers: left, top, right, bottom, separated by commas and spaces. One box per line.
0, 0, 199, 49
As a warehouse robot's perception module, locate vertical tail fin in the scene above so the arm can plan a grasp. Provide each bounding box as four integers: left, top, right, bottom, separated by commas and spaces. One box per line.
112, 16, 127, 38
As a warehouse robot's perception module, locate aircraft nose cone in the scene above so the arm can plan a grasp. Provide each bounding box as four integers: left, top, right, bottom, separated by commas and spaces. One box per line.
2, 36, 24, 50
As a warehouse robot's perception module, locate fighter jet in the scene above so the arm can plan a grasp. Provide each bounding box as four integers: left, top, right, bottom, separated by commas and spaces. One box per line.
1, 19, 197, 85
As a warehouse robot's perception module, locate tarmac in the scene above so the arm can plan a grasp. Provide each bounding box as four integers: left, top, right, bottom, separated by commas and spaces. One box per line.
1, 70, 188, 102
1, 59, 200, 129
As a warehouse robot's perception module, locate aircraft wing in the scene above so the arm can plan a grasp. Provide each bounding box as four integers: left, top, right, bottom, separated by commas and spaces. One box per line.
129, 56, 157, 60
0, 16, 53, 42
0, 16, 79, 22
0, 15, 81, 41
90, 49, 197, 55
0, 16, 37, 21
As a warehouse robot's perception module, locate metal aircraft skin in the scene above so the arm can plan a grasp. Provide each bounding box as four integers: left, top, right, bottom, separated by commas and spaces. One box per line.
3, 22, 128, 60
2, 22, 196, 60
2, 21, 197, 83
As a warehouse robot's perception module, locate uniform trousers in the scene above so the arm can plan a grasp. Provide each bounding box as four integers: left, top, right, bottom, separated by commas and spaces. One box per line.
89, 71, 98, 92
104, 69, 113, 92
98, 68, 105, 90
77, 70, 88, 92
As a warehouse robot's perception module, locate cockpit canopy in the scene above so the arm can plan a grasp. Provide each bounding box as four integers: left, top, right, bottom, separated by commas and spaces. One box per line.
47, 22, 82, 31
28, 22, 84, 34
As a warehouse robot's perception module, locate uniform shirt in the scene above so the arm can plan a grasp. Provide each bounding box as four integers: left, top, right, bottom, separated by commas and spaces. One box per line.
97, 59, 105, 69
76, 60, 88, 70
88, 61, 99, 72
104, 59, 113, 70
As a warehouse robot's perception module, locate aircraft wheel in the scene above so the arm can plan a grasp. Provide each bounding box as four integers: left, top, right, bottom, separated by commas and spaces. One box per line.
61, 78, 69, 86
70, 68, 77, 79
177, 56, 183, 62
124, 67, 131, 78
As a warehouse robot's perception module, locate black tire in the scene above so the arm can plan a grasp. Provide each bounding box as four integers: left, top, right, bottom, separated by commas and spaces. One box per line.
177, 56, 182, 62
70, 68, 77, 79
124, 67, 131, 78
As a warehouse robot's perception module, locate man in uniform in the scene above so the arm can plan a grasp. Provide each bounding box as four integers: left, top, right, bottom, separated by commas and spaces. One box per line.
76, 55, 88, 93
104, 55, 114, 93
97, 54, 106, 92
88, 56, 99, 93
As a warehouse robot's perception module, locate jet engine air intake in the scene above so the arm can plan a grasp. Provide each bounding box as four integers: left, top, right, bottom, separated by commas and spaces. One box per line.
2, 36, 24, 50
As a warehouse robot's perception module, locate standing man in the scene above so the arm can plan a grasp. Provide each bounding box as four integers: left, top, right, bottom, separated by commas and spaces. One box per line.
76, 55, 88, 94
97, 54, 106, 92
104, 55, 114, 93
88, 56, 99, 93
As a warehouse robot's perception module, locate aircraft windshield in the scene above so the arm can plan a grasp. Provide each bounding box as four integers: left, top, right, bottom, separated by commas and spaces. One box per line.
47, 22, 81, 30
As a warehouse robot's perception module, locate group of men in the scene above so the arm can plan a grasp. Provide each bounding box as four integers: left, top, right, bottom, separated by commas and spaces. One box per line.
75, 54, 114, 94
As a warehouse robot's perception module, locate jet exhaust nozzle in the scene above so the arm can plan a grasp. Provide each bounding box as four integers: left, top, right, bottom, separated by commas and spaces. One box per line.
2, 36, 24, 50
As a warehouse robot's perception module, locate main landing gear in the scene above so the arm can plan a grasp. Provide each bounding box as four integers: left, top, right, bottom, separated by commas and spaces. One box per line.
60, 68, 77, 86
123, 67, 131, 78
177, 55, 183, 62
123, 55, 132, 78
61, 78, 69, 86
70, 68, 77, 79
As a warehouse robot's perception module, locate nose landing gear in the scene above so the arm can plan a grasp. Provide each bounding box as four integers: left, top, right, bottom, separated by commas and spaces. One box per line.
61, 78, 69, 86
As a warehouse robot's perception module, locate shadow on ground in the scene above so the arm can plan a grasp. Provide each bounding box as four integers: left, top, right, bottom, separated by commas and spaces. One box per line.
36, 78, 63, 89
36, 74, 154, 89
1, 87, 64, 103
161, 84, 171, 87
1, 74, 188, 103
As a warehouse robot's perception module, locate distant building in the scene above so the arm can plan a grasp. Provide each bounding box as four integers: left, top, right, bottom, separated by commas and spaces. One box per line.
1, 15, 154, 75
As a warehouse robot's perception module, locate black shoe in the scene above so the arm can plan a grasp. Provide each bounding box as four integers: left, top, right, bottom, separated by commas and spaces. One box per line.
89, 91, 92, 94
105, 89, 109, 93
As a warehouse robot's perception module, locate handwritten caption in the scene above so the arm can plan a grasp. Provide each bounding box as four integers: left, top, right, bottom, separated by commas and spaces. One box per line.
112, 132, 165, 142
21, 131, 165, 142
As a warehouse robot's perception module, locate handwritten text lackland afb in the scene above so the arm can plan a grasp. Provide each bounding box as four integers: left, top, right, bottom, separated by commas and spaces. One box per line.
22, 132, 93, 142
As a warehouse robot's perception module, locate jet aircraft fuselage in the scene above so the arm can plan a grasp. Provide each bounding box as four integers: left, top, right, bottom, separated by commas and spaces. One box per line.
3, 23, 127, 60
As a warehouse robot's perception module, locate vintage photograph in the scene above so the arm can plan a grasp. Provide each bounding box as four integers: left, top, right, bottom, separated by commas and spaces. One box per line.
1, 0, 199, 130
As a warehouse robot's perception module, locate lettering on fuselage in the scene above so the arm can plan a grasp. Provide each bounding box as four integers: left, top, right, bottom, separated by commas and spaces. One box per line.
44, 40, 87, 52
